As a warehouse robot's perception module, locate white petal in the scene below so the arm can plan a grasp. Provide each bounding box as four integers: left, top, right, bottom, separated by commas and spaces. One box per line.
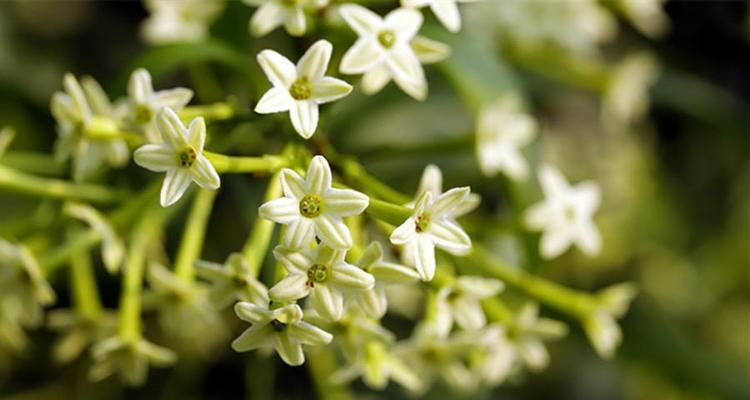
390, 218, 417, 245
283, 7, 306, 37
576, 222, 602, 257
428, 187, 470, 217
275, 333, 305, 366
385, 45, 422, 85
338, 4, 382, 36
155, 107, 189, 150
524, 202, 551, 230
384, 7, 422, 41
160, 168, 192, 207
134, 144, 174, 172
287, 321, 333, 346
361, 65, 391, 95
190, 156, 220, 190
249, 2, 285, 37
269, 274, 311, 301
151, 88, 193, 110
259, 197, 300, 224
418, 164, 442, 197
310, 284, 344, 321
297, 40, 332, 79
370, 261, 421, 283
284, 219, 316, 248
357, 287, 388, 319
311, 77, 352, 104
538, 164, 570, 199
305, 156, 332, 195
540, 229, 572, 259
323, 188, 369, 217
274, 246, 316, 274
234, 302, 273, 324
428, 220, 471, 254
331, 262, 374, 289
411, 35, 451, 64
186, 117, 206, 152
255, 87, 293, 114
63, 74, 91, 121
392, 69, 427, 101
314, 215, 352, 249
128, 68, 153, 104
430, 0, 461, 32
257, 49, 298, 88
289, 100, 319, 139
340, 39, 384, 75
280, 169, 306, 199
455, 276, 503, 298
412, 236, 435, 281
232, 325, 274, 352
451, 297, 485, 331
519, 338, 549, 371
573, 181, 602, 215
451, 192, 481, 217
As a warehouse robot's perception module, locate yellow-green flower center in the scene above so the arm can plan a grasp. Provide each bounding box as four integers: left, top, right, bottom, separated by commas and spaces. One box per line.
270, 319, 287, 332
377, 30, 396, 49
307, 264, 329, 284
299, 194, 323, 218
134, 104, 153, 124
178, 147, 197, 168
415, 214, 430, 233
289, 77, 312, 100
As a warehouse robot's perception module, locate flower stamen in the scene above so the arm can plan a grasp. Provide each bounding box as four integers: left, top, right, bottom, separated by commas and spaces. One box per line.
289, 77, 312, 100
415, 214, 430, 233
177, 147, 197, 168
299, 194, 323, 218
377, 30, 396, 49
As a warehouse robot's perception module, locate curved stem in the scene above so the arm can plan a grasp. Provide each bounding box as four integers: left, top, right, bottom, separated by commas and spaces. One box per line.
67, 228, 103, 320
0, 164, 126, 203
174, 189, 217, 282
241, 172, 282, 278
204, 152, 288, 174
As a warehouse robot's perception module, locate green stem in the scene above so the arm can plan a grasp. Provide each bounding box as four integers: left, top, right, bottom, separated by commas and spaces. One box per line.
0, 152, 65, 176
340, 158, 410, 205
365, 198, 412, 226
0, 164, 126, 203
204, 152, 288, 174
307, 348, 354, 400
179, 101, 235, 122
174, 189, 217, 282
67, 228, 103, 320
241, 172, 282, 278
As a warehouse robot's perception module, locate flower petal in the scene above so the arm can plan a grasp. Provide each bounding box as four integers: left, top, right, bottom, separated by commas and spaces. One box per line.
538, 164, 570, 199
289, 100, 319, 139
160, 168, 192, 207
340, 38, 384, 74
384, 7, 422, 41
273, 246, 316, 274
309, 284, 344, 321
232, 325, 274, 352
331, 262, 374, 289
284, 218, 316, 249
287, 321, 333, 346
283, 7, 306, 37
390, 217, 417, 245
392, 69, 427, 101
259, 197, 300, 224
455, 276, 503, 298
234, 302, 273, 324
428, 220, 471, 254
575, 221, 602, 257
134, 144, 174, 172
428, 187, 470, 217
357, 287, 388, 319
452, 297, 486, 331
311, 77, 352, 104
269, 274, 311, 301
257, 49, 298, 88
255, 87, 293, 114
430, 0, 461, 32
280, 169, 306, 199
417, 164, 442, 198
297, 40, 332, 79
314, 215, 352, 249
249, 2, 284, 37
370, 261, 421, 283
573, 181, 602, 215
411, 35, 451, 64
151, 88, 193, 110
128, 68, 153, 103
323, 188, 369, 217
305, 155, 331, 195
187, 117, 206, 153
155, 107, 189, 150
338, 4, 382, 36
190, 156, 221, 190
540, 229, 572, 259
361, 65, 391, 95
275, 332, 305, 366
412, 236, 435, 281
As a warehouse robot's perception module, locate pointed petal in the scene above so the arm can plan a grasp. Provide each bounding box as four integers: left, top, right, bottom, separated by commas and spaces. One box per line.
428, 220, 471, 254
289, 100, 319, 139
190, 156, 221, 190
271, 303, 304, 324
314, 215, 352, 249
280, 169, 306, 199
311, 77, 352, 104
259, 197, 300, 224
361, 65, 391, 95
151, 88, 193, 110
284, 7, 306, 37
128, 68, 153, 103
287, 321, 333, 346
273, 246, 316, 274
573, 181, 602, 215
323, 188, 369, 217
390, 218, 417, 245
187, 117, 206, 152
538, 164, 570, 198
305, 155, 331, 195
455, 276, 503, 298
232, 325, 274, 352
370, 261, 421, 283
450, 192, 481, 217
540, 229, 572, 259
386, 45, 423, 85
357, 287, 388, 319
452, 297, 486, 331
275, 333, 305, 366
430, 0, 461, 32
134, 144, 174, 172
340, 38, 383, 74
284, 218, 317, 248
338, 4, 382, 36
234, 302, 273, 324
255, 87, 293, 114
393, 69, 427, 101
411, 35, 451, 64
384, 7, 422, 40
418, 164, 442, 197
575, 222, 602, 257
428, 187, 470, 216
160, 168, 192, 207
269, 274, 311, 301
155, 107, 189, 150
309, 285, 344, 321
357, 242, 383, 270
297, 40, 332, 79
257, 49, 298, 88
249, 2, 284, 37
412, 236, 435, 281
519, 338, 549, 371
331, 262, 374, 289
524, 202, 551, 230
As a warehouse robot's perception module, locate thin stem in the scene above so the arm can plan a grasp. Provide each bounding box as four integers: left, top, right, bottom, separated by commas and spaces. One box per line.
307, 348, 354, 400
179, 101, 235, 122
204, 152, 288, 174
0, 164, 127, 203
340, 158, 411, 205
0, 152, 65, 176
365, 198, 412, 226
241, 172, 282, 278
67, 228, 103, 320
174, 189, 217, 282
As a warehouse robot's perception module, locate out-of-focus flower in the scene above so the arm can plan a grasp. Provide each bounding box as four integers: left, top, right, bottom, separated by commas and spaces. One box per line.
411, 164, 480, 217
51, 74, 129, 181
47, 309, 116, 365
470, 324, 517, 385
476, 93, 537, 181
524, 164, 602, 259
244, 0, 329, 37
133, 108, 220, 207
89, 335, 176, 386
339, 5, 428, 100
431, 276, 503, 335
391, 189, 472, 281
64, 202, 125, 274
195, 253, 269, 309
271, 245, 374, 321
352, 242, 420, 319
602, 51, 660, 130
305, 305, 394, 359
410, 35, 451, 64
259, 156, 369, 249
332, 340, 422, 391
231, 302, 332, 366
401, 0, 478, 33
255, 40, 352, 139
0, 239, 55, 328
141, 0, 224, 45
503, 303, 567, 372
620, 0, 670, 38
583, 282, 637, 359
0, 127, 14, 159
126, 68, 193, 143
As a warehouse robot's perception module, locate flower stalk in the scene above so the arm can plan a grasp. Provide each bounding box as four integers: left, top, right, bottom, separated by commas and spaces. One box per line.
0, 164, 127, 203
68, 228, 103, 320
174, 188, 217, 282
204, 152, 288, 174
241, 171, 282, 278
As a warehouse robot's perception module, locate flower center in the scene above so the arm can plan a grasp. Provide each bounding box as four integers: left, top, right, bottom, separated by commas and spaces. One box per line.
563, 205, 576, 221
307, 264, 329, 285
270, 319, 287, 332
415, 214, 430, 233
289, 77, 312, 100
299, 194, 323, 218
134, 104, 153, 124
177, 147, 197, 168
377, 30, 396, 49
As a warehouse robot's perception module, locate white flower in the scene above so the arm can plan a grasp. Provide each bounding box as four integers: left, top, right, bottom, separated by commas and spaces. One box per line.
195, 253, 269, 309
127, 68, 193, 143
255, 40, 351, 139
621, 0, 670, 38
63, 202, 125, 274
332, 341, 422, 392
141, 0, 224, 45
602, 51, 660, 130
401, 0, 478, 33
259, 155, 369, 249
352, 242, 421, 319
244, 0, 329, 37
476, 94, 537, 180
270, 245, 374, 321
231, 302, 332, 366
412, 164, 480, 217
0, 239, 56, 328
524, 164, 602, 259
339, 5, 427, 101
390, 189, 472, 281
133, 107, 220, 207
473, 324, 517, 385
583, 282, 637, 359
89, 335, 176, 386
431, 276, 503, 335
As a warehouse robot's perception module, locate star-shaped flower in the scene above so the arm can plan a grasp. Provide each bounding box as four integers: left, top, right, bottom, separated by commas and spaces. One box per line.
270, 245, 374, 321
231, 301, 332, 366
259, 155, 369, 249
401, 0, 478, 33
431, 276, 503, 336
339, 5, 427, 100
47, 309, 116, 365
0, 239, 56, 329
255, 40, 352, 139
89, 335, 176, 386
476, 94, 537, 180
524, 164, 602, 259
141, 0, 225, 45
133, 107, 220, 207
127, 68, 193, 143
499, 303, 567, 372
244, 0, 329, 37
390, 189, 472, 281
412, 164, 480, 218
583, 282, 637, 359
195, 253, 270, 309
332, 341, 422, 392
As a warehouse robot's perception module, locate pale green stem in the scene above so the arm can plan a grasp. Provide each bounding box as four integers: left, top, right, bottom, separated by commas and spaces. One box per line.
339, 158, 410, 205
67, 228, 103, 320
174, 189, 217, 282
307, 348, 355, 400
365, 198, 412, 226
241, 172, 282, 278
204, 152, 288, 174
0, 152, 65, 176
0, 164, 126, 203
179, 101, 235, 122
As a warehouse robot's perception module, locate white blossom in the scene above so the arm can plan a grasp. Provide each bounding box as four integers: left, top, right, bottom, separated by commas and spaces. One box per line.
583, 282, 637, 359
127, 68, 193, 143
89, 335, 176, 386
195, 253, 269, 309
339, 4, 428, 100
412, 164, 480, 217
259, 155, 368, 249
244, 0, 329, 37
431, 276, 503, 335
602, 51, 660, 130
401, 0, 479, 33
133, 107, 220, 207
332, 341, 422, 392
255, 40, 352, 139
141, 0, 224, 45
524, 164, 602, 259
